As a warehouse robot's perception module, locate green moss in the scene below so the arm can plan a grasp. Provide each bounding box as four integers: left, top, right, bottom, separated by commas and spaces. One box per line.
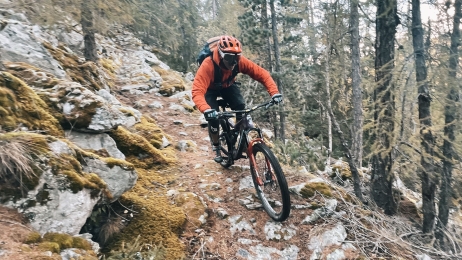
105, 168, 185, 260
153, 67, 186, 97
103, 157, 135, 170
300, 182, 333, 198
24, 232, 42, 244
310, 202, 321, 210
48, 153, 108, 197
182, 104, 195, 112
174, 192, 205, 227
38, 241, 60, 253
43, 232, 73, 250
0, 73, 63, 136
331, 162, 352, 180
72, 237, 93, 250
109, 125, 175, 169
43, 42, 104, 91
118, 107, 136, 118
132, 116, 168, 149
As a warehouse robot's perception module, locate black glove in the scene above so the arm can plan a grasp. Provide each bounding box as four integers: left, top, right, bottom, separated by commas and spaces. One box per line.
204, 109, 218, 121
272, 93, 283, 104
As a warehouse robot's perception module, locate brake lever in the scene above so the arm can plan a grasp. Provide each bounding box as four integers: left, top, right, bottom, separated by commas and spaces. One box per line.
265, 101, 275, 109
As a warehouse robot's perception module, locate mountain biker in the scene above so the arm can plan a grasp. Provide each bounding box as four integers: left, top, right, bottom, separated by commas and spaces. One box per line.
192, 35, 283, 163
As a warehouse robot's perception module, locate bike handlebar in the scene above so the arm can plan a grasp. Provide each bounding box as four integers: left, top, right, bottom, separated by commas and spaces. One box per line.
217, 100, 276, 118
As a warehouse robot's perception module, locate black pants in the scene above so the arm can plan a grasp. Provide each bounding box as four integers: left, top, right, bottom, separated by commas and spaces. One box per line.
205, 84, 245, 145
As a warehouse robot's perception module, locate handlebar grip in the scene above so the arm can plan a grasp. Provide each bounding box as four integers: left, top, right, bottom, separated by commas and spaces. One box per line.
265, 101, 275, 109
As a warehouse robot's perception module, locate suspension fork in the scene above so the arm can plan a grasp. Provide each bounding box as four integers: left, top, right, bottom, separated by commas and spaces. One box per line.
248, 138, 275, 185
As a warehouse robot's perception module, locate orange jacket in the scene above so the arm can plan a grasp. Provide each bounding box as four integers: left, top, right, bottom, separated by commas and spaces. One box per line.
192, 48, 279, 113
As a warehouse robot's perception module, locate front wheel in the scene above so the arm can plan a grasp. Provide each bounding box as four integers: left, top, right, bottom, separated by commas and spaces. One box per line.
249, 143, 291, 222
219, 132, 233, 168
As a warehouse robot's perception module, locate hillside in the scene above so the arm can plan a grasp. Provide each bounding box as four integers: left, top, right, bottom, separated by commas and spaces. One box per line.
0, 6, 461, 260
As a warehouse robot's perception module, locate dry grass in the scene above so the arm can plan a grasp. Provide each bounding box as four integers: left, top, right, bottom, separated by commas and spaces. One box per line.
98, 217, 124, 246
0, 132, 49, 195
322, 184, 462, 260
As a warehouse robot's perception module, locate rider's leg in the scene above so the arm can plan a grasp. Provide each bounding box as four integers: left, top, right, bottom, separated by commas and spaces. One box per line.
221, 83, 245, 121
221, 84, 246, 157
205, 89, 222, 163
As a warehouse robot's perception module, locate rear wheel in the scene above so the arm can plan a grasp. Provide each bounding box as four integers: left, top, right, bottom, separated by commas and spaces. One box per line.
249, 143, 291, 222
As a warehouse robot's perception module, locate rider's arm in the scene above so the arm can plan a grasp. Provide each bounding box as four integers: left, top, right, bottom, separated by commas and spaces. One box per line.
192, 58, 214, 113
238, 56, 279, 96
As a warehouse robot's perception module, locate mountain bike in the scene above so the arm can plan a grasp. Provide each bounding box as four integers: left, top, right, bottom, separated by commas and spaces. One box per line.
216, 98, 291, 222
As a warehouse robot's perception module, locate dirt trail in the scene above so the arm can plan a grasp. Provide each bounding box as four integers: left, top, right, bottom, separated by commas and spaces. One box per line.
119, 90, 312, 259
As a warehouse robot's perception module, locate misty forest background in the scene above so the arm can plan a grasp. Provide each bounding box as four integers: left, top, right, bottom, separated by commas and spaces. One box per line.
8, 0, 462, 251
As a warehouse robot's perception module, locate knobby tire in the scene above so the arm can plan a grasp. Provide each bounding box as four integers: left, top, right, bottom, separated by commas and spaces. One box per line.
249, 143, 290, 222
219, 121, 233, 168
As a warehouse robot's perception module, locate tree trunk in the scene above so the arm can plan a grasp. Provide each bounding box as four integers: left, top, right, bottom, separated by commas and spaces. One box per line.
270, 0, 285, 142
212, 0, 218, 20
81, 1, 97, 62
436, 0, 461, 246
350, 0, 363, 169
262, 0, 277, 139
412, 0, 437, 234
371, 0, 399, 215
325, 41, 364, 202
261, 0, 273, 72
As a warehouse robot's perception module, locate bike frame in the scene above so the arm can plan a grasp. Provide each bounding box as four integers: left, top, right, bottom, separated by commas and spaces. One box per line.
218, 100, 276, 184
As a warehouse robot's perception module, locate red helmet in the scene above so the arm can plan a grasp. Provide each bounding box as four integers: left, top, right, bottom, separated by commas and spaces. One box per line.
218, 35, 242, 54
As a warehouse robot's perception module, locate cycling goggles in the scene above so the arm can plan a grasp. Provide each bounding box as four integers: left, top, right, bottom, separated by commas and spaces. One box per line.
219, 49, 241, 64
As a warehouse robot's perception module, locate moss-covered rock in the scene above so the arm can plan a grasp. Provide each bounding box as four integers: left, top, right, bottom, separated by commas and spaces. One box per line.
48, 153, 108, 197
43, 232, 73, 249
24, 232, 42, 244
300, 182, 333, 198
154, 66, 186, 97
109, 125, 176, 169
35, 233, 94, 255
4, 62, 59, 89
174, 192, 206, 228
43, 42, 106, 91
0, 72, 63, 136
34, 82, 103, 130
331, 161, 352, 181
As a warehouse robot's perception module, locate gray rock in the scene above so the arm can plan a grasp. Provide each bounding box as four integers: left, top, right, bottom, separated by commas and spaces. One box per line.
6, 168, 99, 235
239, 175, 254, 190
216, 208, 229, 219
308, 223, 347, 251
66, 131, 125, 159
148, 101, 164, 109
0, 18, 66, 78
264, 221, 297, 241
302, 199, 338, 224
82, 158, 137, 201
229, 215, 255, 236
